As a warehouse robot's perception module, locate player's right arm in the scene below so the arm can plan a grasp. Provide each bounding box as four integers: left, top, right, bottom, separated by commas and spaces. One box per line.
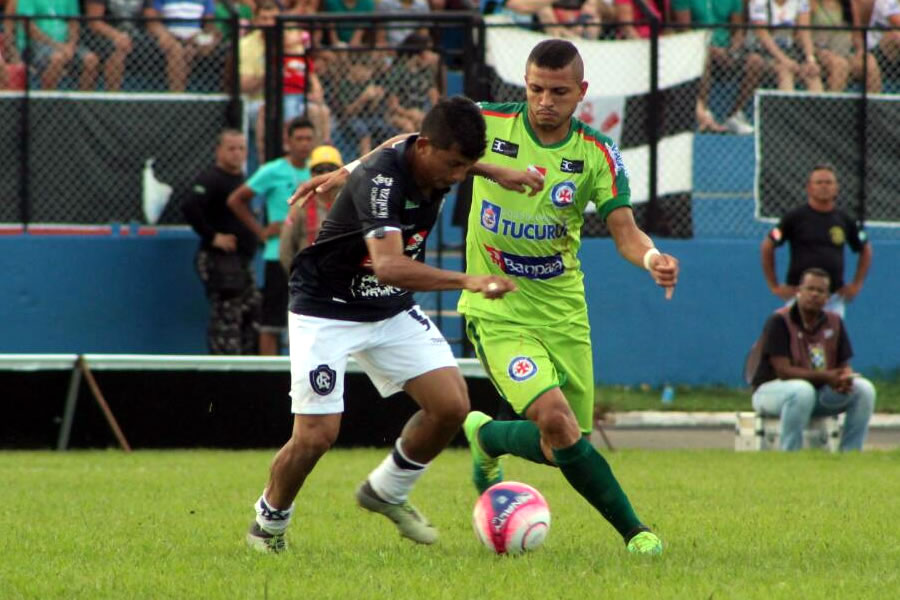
288, 133, 414, 208
470, 162, 545, 196
365, 230, 516, 299
606, 206, 678, 299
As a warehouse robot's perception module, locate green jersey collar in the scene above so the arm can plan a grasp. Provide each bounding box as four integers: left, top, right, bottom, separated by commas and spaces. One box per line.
522, 107, 576, 149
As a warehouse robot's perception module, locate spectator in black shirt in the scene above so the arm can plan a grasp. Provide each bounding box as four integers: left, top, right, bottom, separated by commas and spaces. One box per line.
761, 163, 872, 318
245, 97, 517, 554
182, 129, 261, 354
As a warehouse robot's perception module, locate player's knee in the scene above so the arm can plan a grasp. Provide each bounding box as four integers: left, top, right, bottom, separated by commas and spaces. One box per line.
534, 405, 579, 441
294, 429, 335, 456
434, 389, 469, 426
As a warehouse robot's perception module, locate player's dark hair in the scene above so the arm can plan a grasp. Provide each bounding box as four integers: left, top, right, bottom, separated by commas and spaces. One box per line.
526, 39, 583, 80
420, 96, 486, 161
800, 267, 831, 285
287, 117, 315, 137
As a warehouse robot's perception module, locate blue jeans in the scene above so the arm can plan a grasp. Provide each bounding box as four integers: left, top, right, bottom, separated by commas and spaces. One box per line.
752, 378, 876, 451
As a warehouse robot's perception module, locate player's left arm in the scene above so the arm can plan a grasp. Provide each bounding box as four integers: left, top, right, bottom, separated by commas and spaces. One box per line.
470, 162, 544, 196
606, 206, 679, 299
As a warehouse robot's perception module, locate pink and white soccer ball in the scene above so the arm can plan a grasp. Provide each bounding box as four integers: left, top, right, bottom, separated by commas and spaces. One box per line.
472, 481, 550, 555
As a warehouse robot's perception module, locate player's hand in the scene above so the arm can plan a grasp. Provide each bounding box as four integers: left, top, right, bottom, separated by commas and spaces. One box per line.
648, 253, 678, 300
289, 168, 349, 208
493, 167, 545, 197
212, 232, 237, 252
466, 275, 517, 299
771, 284, 797, 301
837, 282, 861, 301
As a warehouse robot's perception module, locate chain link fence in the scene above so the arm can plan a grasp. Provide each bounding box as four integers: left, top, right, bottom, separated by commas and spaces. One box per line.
3, 12, 899, 240
258, 13, 479, 165
481, 16, 900, 240
1, 15, 240, 225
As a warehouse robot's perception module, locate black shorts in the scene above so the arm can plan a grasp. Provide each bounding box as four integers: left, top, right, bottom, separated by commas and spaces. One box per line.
260, 260, 289, 331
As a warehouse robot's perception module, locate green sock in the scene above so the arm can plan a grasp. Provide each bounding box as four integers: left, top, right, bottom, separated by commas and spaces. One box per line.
552, 438, 643, 539
479, 419, 551, 465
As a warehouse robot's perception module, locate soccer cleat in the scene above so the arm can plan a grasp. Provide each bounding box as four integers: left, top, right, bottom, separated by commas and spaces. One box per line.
355, 481, 438, 545
626, 531, 663, 556
246, 521, 286, 554
463, 411, 504, 494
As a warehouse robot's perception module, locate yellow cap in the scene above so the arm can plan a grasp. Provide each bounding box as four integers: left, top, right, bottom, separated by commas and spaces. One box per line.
309, 145, 344, 169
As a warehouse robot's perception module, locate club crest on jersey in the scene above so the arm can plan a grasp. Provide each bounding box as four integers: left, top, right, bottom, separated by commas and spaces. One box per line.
481, 200, 501, 233
550, 181, 576, 208
309, 364, 336, 395
491, 138, 519, 158
560, 158, 584, 173
508, 356, 538, 382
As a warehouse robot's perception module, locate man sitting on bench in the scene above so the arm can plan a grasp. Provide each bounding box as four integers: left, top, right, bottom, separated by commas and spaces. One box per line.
748, 267, 876, 451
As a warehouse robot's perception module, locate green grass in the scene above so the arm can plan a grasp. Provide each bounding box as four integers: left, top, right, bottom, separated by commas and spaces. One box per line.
595, 378, 900, 413
2, 449, 899, 599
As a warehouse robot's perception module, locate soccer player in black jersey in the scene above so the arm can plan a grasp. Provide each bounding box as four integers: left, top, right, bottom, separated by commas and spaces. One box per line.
246, 97, 517, 553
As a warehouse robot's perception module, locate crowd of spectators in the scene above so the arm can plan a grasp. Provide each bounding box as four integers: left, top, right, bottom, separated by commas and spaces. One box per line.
1, 0, 897, 141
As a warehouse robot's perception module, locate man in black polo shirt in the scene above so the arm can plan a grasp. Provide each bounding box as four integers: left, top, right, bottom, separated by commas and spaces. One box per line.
245, 97, 517, 553
750, 268, 876, 451
182, 129, 261, 355
761, 163, 872, 317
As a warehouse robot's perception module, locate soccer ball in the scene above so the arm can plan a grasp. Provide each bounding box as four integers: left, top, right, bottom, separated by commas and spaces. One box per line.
472, 481, 550, 555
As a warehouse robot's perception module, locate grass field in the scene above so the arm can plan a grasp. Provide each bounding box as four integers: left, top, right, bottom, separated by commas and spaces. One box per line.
595, 377, 900, 413
2, 449, 899, 599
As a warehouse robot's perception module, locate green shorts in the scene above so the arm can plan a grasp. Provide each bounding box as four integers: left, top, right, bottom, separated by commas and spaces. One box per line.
465, 315, 595, 434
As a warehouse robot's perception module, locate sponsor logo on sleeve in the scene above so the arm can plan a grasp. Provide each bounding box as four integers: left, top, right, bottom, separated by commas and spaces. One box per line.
485, 245, 565, 280
309, 364, 337, 395
481, 200, 501, 233
604, 142, 628, 177
369, 173, 393, 219
507, 356, 538, 382
491, 138, 519, 158
550, 181, 576, 208
560, 158, 584, 174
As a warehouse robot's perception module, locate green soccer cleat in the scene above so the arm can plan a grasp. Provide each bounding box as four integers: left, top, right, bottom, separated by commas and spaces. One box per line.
626, 531, 663, 556
355, 481, 438, 545
463, 411, 504, 494
246, 521, 286, 554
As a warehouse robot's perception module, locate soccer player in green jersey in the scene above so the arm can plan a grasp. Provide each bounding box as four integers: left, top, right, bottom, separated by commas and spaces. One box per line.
290, 40, 678, 556
457, 39, 677, 557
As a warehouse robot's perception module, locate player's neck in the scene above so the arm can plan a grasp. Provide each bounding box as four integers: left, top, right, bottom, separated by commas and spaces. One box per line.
527, 114, 570, 146
288, 156, 308, 169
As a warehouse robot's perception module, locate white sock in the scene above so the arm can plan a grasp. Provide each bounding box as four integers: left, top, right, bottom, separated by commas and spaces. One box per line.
254, 492, 294, 534
367, 438, 429, 504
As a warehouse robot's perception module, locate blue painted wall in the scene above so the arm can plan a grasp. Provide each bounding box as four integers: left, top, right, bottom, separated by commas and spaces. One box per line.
1, 232, 896, 385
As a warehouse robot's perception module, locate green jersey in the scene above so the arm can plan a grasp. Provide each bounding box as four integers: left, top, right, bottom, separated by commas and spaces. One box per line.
457, 102, 632, 325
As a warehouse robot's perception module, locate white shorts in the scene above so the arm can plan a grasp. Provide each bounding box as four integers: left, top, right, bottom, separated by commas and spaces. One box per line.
288, 306, 458, 414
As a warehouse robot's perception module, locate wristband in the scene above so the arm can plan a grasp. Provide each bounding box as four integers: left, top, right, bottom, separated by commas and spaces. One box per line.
344, 159, 361, 174
642, 248, 661, 270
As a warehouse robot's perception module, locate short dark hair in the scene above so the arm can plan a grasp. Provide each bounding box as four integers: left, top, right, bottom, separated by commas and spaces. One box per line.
287, 117, 314, 137
526, 39, 583, 80
800, 267, 831, 284
809, 163, 837, 179
216, 128, 243, 147
420, 96, 486, 161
